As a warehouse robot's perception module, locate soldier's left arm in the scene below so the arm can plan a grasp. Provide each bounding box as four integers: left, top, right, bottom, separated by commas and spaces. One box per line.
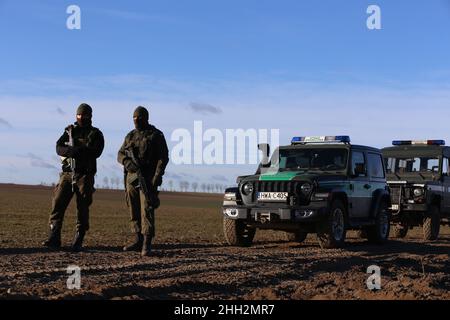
83, 129, 105, 159
152, 132, 169, 186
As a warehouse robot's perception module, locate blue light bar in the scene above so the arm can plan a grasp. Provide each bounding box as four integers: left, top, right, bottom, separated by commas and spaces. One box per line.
392, 140, 446, 146
291, 136, 351, 144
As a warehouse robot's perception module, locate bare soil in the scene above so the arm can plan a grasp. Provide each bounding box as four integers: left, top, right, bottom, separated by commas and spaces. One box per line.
0, 184, 449, 300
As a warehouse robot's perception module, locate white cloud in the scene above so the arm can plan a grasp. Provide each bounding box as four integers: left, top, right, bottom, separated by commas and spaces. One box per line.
1, 74, 450, 185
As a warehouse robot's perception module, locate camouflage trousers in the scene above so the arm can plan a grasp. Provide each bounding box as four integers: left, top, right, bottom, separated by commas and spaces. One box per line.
126, 172, 160, 238
49, 172, 95, 232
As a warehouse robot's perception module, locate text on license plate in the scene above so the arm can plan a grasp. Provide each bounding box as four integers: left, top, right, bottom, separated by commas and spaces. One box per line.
257, 192, 288, 202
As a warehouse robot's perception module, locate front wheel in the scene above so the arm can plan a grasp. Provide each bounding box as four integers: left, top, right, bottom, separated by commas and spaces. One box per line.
367, 201, 390, 244
223, 218, 256, 247
317, 200, 347, 249
423, 205, 440, 241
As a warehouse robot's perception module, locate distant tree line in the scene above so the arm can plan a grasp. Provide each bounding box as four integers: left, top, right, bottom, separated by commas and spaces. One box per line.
93, 177, 228, 194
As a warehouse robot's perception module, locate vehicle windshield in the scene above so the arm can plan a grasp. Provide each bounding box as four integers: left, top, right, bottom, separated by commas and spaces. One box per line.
385, 156, 440, 174
270, 148, 348, 172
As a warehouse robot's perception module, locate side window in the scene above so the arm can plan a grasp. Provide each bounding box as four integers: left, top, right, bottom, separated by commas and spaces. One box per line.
368, 153, 385, 178
351, 151, 366, 177
442, 158, 449, 176
427, 158, 440, 173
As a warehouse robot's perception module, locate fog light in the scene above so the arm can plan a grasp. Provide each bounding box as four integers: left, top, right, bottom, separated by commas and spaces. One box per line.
224, 208, 238, 217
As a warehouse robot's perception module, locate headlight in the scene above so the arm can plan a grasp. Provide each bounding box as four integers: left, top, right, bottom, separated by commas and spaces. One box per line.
413, 188, 424, 197
300, 183, 312, 194
242, 183, 254, 195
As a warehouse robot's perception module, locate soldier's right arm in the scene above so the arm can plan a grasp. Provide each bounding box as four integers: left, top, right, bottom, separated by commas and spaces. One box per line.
56, 130, 72, 157
117, 132, 133, 166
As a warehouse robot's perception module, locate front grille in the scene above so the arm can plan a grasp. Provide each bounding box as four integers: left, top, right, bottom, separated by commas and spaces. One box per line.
390, 186, 414, 205
390, 186, 401, 205
254, 181, 299, 193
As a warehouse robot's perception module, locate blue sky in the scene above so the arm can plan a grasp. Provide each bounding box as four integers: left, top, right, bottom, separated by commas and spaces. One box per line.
1, 0, 450, 188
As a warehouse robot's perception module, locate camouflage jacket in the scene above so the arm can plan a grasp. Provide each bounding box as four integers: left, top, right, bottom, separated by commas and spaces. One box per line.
56, 123, 105, 174
117, 124, 169, 186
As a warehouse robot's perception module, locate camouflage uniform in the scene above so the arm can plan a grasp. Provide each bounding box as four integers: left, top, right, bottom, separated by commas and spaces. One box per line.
118, 124, 169, 239
49, 124, 104, 232
43, 103, 104, 251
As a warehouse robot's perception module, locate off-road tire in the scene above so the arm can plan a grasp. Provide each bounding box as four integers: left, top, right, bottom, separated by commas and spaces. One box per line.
317, 200, 347, 249
423, 205, 440, 241
367, 200, 390, 244
223, 218, 256, 247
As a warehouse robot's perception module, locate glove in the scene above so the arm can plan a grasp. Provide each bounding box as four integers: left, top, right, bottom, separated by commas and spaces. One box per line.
124, 159, 139, 173
152, 175, 162, 188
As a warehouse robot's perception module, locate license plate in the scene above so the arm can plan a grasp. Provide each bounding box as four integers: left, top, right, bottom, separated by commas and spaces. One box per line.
257, 192, 288, 202
390, 204, 399, 210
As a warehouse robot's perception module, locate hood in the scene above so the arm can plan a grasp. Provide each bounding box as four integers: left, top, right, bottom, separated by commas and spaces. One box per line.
386, 172, 437, 184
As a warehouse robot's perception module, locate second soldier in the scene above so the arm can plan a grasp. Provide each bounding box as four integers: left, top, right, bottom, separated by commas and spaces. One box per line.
118, 106, 169, 256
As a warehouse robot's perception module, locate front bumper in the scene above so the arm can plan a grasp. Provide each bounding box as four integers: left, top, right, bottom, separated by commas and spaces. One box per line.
389, 203, 428, 215
222, 201, 329, 223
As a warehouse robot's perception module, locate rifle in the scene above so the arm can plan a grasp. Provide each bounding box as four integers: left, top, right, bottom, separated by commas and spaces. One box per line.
125, 148, 153, 210
64, 125, 77, 192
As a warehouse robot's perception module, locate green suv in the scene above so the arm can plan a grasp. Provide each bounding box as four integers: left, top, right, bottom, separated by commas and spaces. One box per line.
222, 136, 391, 249
382, 139, 450, 240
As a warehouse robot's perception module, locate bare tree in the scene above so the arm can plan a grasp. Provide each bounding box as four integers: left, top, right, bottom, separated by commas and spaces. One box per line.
201, 183, 206, 193
103, 177, 109, 189
168, 180, 173, 192
192, 182, 198, 193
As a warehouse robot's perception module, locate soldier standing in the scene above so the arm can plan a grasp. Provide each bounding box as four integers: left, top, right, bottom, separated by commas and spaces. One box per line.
42, 103, 104, 252
118, 106, 169, 257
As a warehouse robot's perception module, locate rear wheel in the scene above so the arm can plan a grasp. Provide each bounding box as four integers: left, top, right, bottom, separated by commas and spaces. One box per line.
284, 231, 308, 243
367, 200, 390, 244
317, 200, 347, 249
423, 205, 440, 241
223, 218, 256, 247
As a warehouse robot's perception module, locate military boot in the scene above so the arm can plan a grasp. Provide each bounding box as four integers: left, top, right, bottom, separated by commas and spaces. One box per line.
71, 230, 86, 252
42, 224, 61, 249
141, 235, 152, 257
123, 233, 143, 252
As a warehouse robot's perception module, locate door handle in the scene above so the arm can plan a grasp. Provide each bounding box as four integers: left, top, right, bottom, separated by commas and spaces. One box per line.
364, 184, 371, 189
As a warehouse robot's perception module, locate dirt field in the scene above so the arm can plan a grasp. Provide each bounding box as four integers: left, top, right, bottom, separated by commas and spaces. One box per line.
0, 184, 449, 300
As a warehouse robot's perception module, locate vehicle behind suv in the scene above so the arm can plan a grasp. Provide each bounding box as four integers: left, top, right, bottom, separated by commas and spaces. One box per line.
382, 139, 450, 240
222, 136, 391, 249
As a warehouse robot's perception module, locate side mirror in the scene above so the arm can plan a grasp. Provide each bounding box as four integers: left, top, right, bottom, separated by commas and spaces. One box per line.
258, 143, 270, 166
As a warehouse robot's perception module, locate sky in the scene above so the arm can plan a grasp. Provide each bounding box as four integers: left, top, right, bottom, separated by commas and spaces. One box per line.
1, 0, 450, 189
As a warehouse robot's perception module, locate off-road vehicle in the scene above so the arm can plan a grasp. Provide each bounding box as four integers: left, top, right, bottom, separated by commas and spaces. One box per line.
222, 136, 391, 249
382, 140, 450, 240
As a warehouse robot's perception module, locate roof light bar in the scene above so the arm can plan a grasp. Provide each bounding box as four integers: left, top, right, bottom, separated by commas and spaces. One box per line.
292, 136, 351, 145
392, 140, 445, 146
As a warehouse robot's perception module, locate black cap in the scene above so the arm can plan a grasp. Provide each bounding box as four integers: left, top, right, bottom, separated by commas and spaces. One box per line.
77, 103, 92, 115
